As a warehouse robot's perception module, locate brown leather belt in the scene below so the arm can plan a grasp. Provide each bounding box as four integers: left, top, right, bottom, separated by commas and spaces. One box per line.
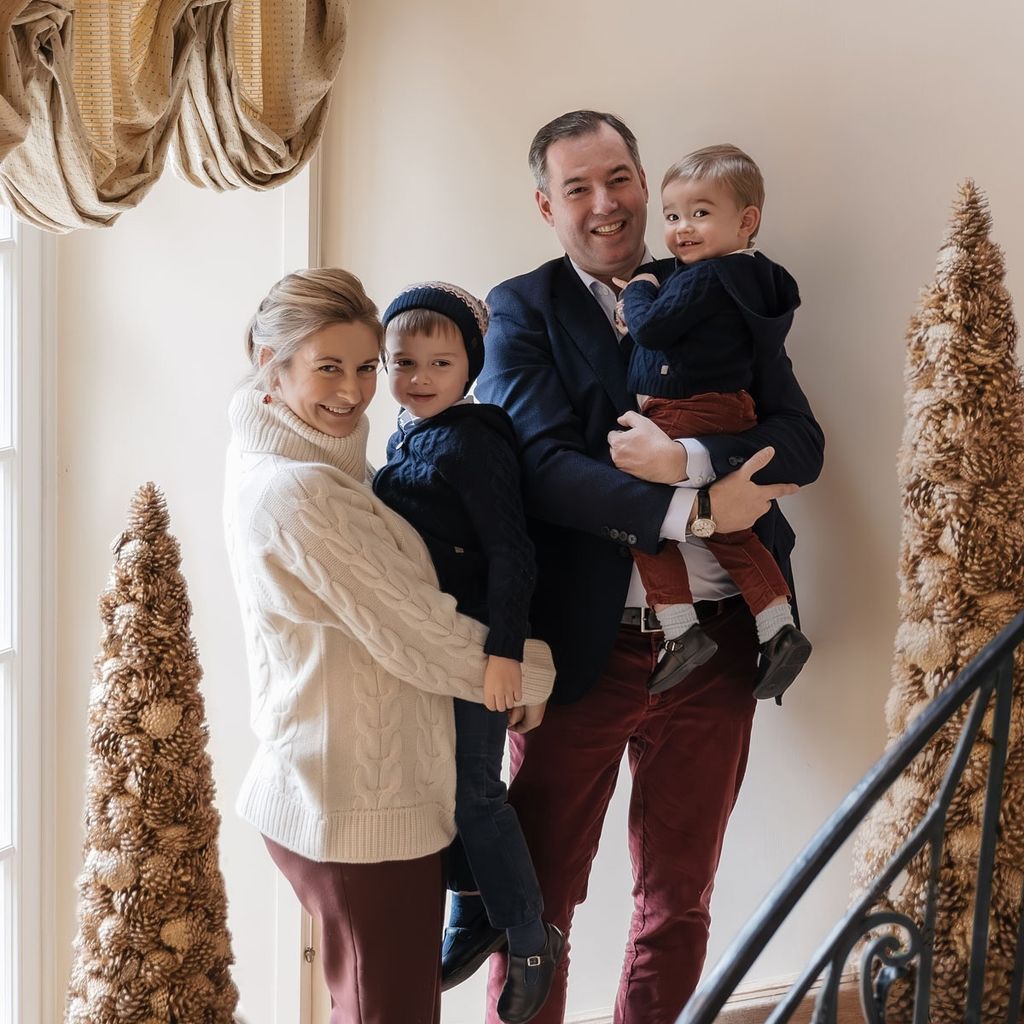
620, 594, 744, 633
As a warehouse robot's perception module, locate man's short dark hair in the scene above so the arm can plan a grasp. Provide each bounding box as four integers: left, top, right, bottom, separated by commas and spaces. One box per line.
528, 110, 642, 195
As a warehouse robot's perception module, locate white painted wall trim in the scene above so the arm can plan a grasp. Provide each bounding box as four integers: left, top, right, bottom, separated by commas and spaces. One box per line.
264, 155, 323, 1024
14, 225, 58, 1024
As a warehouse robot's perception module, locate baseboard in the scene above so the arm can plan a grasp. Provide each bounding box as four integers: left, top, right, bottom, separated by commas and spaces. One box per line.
564, 970, 859, 1024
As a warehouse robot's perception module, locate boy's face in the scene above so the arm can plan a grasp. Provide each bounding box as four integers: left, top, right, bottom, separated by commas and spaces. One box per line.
385, 325, 470, 419
661, 178, 760, 265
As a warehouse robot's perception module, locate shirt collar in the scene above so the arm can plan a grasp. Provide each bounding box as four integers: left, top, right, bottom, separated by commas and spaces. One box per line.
569, 248, 653, 296
398, 394, 476, 430
569, 248, 653, 330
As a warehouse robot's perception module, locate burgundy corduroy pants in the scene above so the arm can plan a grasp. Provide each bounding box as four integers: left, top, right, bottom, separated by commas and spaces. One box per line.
263, 836, 445, 1024
485, 601, 758, 1024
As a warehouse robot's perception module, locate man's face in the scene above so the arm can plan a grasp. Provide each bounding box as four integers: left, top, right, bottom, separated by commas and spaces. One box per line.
535, 123, 649, 286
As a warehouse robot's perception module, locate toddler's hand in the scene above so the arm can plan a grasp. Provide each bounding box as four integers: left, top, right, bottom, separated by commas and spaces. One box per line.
612, 273, 660, 290
507, 705, 526, 729
484, 655, 523, 712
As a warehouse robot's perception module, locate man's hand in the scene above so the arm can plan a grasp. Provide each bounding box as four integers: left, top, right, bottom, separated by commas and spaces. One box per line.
703, 447, 799, 533
508, 701, 546, 734
609, 411, 687, 483
484, 655, 523, 712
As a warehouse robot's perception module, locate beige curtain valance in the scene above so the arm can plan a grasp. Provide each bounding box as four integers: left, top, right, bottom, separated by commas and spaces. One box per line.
0, 0, 348, 233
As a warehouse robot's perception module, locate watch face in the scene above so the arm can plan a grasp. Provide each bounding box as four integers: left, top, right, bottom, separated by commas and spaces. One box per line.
692, 517, 716, 539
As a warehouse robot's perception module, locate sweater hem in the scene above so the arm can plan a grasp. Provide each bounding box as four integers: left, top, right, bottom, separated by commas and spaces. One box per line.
237, 780, 456, 864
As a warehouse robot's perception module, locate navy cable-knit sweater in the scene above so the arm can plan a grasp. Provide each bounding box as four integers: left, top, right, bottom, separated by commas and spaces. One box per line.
624, 250, 801, 399
372, 402, 536, 661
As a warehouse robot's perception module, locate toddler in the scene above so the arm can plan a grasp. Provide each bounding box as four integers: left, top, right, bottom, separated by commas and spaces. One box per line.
616, 144, 812, 699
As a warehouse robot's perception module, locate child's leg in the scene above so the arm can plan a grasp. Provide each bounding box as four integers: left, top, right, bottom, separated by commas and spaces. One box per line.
450, 699, 543, 936
631, 544, 697, 640
446, 699, 565, 1017
705, 531, 811, 699
704, 528, 791, 630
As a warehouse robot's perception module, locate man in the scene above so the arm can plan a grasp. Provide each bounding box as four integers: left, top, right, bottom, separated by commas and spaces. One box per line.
465, 111, 824, 1023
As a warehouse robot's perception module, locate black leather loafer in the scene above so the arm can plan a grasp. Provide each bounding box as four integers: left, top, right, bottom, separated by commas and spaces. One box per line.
752, 624, 812, 700
647, 624, 719, 694
497, 923, 566, 1024
441, 920, 508, 992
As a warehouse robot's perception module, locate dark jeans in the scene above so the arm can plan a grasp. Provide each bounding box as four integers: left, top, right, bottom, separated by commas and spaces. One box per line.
446, 698, 544, 929
484, 601, 758, 1024
635, 392, 791, 614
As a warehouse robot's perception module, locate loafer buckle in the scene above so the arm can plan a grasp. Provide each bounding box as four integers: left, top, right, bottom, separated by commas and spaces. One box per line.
526, 955, 542, 967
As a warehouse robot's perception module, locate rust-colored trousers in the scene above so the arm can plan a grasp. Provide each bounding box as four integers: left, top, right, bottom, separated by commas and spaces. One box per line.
264, 836, 445, 1024
634, 392, 791, 613
485, 600, 758, 1024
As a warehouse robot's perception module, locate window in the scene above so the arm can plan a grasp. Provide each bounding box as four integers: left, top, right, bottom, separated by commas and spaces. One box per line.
0, 211, 51, 1024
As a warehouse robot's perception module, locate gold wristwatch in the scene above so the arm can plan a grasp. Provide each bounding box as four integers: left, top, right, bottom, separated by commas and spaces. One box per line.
691, 488, 717, 539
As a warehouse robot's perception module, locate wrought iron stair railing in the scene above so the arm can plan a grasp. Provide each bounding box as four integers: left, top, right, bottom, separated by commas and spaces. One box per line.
677, 609, 1024, 1024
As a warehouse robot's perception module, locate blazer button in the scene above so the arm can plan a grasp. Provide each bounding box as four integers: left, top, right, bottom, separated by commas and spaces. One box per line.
609, 528, 620, 540
729, 456, 745, 467
627, 533, 637, 545
618, 546, 630, 557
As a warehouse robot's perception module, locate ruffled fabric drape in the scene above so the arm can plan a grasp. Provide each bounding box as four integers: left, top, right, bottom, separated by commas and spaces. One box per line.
0, 0, 347, 233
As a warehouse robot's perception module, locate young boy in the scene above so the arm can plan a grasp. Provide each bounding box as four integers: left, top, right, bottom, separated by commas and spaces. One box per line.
372, 282, 563, 1024
615, 144, 813, 699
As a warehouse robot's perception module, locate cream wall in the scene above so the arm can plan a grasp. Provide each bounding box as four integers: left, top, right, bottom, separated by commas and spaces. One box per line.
321, 1, 1024, 1021
54, 171, 297, 1021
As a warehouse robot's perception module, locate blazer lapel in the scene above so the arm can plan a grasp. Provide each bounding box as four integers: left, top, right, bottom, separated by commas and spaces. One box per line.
552, 256, 632, 413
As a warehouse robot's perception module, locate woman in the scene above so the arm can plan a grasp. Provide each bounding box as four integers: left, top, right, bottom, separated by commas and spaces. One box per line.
223, 269, 555, 1023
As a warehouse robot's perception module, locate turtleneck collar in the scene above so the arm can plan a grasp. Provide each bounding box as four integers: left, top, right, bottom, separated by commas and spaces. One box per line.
228, 387, 370, 481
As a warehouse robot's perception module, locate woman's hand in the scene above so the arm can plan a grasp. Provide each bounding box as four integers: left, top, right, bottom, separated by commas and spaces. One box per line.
484, 655, 523, 712
508, 701, 546, 734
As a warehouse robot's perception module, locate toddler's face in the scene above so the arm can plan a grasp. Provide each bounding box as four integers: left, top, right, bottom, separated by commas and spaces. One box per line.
385, 325, 470, 419
661, 178, 760, 264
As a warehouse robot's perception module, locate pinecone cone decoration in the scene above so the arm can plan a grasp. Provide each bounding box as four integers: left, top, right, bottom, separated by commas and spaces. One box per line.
65, 483, 239, 1024
851, 182, 1024, 1022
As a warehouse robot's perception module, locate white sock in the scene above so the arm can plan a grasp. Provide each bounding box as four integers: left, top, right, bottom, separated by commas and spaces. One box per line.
755, 602, 794, 644
656, 603, 698, 641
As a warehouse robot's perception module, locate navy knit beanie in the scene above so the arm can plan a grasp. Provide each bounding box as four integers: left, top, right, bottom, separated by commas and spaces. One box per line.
381, 282, 490, 386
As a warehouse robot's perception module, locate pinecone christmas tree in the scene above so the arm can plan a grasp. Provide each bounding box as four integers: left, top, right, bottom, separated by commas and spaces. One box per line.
65, 483, 239, 1024
851, 182, 1024, 1021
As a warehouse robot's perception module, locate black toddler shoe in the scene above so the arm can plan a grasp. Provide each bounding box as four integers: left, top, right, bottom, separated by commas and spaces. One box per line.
752, 624, 812, 700
647, 624, 719, 694
497, 923, 566, 1024
441, 919, 507, 992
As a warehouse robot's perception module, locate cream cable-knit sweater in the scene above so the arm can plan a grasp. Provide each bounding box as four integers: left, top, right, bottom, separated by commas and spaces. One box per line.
224, 388, 555, 863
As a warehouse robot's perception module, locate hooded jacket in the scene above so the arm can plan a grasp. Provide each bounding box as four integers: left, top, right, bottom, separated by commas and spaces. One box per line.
623, 250, 801, 400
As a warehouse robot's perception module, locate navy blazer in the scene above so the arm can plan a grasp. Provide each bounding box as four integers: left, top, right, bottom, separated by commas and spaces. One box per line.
475, 255, 824, 703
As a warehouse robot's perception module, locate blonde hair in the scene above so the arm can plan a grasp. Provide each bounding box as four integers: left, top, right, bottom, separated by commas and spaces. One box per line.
662, 144, 765, 240
245, 268, 384, 392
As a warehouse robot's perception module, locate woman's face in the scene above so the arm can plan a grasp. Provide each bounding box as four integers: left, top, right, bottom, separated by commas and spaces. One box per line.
268, 322, 381, 438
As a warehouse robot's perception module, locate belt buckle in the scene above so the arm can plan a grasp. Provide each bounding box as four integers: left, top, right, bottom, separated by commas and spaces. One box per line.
640, 607, 661, 634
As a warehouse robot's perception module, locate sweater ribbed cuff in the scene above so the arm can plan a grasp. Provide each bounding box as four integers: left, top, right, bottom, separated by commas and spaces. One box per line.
519, 637, 555, 706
